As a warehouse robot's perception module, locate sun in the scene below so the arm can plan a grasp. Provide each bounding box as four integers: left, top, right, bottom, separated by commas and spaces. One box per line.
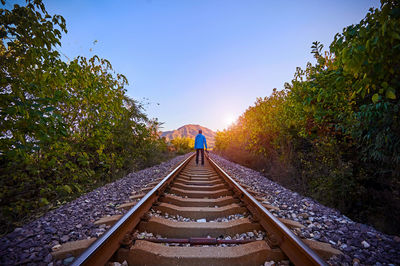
223, 114, 237, 128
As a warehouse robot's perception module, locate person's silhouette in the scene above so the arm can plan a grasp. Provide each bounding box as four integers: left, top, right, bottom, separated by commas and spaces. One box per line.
194, 130, 207, 165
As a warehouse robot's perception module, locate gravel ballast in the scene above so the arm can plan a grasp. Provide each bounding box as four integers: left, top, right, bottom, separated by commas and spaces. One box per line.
1, 152, 399, 265
0, 154, 190, 265
209, 153, 400, 265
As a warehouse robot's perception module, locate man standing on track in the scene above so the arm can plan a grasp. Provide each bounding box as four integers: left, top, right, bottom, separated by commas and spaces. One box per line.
194, 129, 208, 166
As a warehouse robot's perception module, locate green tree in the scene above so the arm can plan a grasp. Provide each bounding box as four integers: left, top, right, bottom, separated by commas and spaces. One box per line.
0, 0, 170, 234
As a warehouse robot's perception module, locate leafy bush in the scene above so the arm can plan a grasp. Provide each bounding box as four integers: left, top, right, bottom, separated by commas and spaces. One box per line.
171, 137, 195, 154
215, 0, 400, 234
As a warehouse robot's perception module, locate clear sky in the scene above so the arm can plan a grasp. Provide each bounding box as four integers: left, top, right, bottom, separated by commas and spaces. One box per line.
14, 0, 381, 131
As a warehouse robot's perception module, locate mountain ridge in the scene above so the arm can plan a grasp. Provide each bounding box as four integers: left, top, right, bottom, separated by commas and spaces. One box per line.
161, 124, 215, 148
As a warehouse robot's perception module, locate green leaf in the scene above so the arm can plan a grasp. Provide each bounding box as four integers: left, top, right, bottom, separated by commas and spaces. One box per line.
63, 185, 72, 194
40, 197, 49, 205
372, 93, 380, 103
72, 183, 82, 193
386, 88, 396, 99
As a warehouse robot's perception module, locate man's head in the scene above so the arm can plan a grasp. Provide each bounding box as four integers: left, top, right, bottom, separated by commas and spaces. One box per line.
199, 130, 202, 134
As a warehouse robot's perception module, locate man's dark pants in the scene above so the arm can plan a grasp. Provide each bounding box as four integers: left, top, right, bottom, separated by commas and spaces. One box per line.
196, 149, 204, 165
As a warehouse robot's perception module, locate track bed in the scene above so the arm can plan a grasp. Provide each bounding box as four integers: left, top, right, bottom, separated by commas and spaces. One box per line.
60, 154, 340, 265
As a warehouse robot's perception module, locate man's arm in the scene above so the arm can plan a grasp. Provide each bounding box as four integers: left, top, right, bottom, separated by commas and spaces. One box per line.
204, 136, 207, 150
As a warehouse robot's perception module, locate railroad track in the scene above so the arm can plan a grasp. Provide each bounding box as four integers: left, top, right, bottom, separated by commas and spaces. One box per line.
53, 153, 341, 265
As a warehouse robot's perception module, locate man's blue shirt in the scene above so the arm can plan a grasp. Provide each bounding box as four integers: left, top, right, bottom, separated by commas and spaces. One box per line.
194, 134, 207, 149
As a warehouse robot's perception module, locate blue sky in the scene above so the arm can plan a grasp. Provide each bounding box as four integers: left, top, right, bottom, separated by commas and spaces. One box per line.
15, 0, 381, 131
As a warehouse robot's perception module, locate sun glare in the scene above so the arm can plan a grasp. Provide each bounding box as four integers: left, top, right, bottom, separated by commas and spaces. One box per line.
223, 114, 237, 128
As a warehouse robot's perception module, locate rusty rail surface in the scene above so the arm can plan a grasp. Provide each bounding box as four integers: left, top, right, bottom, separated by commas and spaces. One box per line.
72, 154, 195, 266
73, 153, 329, 266
207, 156, 327, 266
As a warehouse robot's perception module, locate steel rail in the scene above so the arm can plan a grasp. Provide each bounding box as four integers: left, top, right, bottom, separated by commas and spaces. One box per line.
72, 153, 195, 266
207, 155, 327, 266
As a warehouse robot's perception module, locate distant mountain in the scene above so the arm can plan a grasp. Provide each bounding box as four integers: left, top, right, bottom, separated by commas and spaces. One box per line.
161, 124, 215, 148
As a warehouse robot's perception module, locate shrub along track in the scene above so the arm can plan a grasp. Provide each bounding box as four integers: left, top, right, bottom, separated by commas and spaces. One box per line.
53, 154, 341, 265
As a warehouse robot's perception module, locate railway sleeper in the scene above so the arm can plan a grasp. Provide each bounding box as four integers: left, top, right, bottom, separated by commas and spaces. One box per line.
171, 182, 227, 191
95, 212, 304, 232
179, 171, 219, 177
94, 215, 122, 226
177, 176, 220, 182
129, 193, 145, 200
153, 203, 247, 220
160, 194, 239, 207
114, 240, 286, 266
169, 187, 232, 198
181, 170, 215, 175
137, 237, 259, 245
137, 216, 263, 238
51, 232, 339, 262
117, 201, 137, 210
141, 186, 155, 193
179, 171, 217, 175
179, 173, 217, 178
173, 179, 223, 186
181, 170, 216, 175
